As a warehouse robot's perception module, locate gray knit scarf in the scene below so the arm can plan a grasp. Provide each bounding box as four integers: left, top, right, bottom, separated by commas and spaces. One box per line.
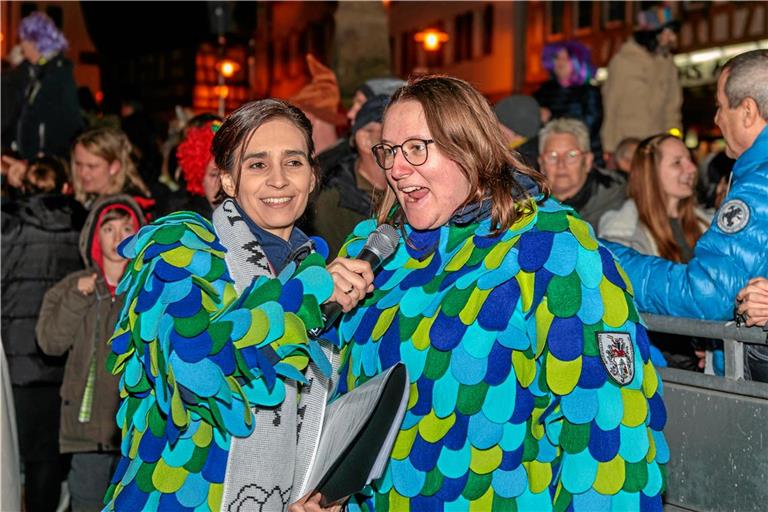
214, 199, 339, 512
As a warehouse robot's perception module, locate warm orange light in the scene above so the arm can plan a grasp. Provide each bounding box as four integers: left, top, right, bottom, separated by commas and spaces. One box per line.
414, 29, 449, 52
95, 90, 104, 104
218, 59, 240, 78
214, 85, 230, 99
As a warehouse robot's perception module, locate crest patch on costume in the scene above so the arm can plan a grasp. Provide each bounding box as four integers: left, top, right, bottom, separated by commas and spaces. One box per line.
597, 332, 635, 385
717, 199, 750, 234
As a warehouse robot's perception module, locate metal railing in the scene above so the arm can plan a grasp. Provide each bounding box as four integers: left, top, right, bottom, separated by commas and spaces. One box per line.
640, 314, 768, 512
643, 313, 768, 381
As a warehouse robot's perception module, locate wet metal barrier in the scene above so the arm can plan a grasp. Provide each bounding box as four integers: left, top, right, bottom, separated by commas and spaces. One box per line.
641, 314, 768, 512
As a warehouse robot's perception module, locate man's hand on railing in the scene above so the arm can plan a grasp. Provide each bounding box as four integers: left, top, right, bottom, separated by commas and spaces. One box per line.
736, 277, 768, 328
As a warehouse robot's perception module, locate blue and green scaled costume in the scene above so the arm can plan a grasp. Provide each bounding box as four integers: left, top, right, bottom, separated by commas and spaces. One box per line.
336, 198, 668, 511
103, 212, 334, 510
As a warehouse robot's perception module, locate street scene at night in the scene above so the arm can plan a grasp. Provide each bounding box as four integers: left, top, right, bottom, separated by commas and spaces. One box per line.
1, 2, 768, 511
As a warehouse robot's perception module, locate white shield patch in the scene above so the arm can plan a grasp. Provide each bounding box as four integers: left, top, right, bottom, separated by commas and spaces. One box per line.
716, 199, 750, 234
597, 332, 635, 385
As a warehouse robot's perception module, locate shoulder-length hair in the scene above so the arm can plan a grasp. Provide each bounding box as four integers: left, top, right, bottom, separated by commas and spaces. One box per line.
375, 75, 549, 234
72, 127, 150, 205
628, 133, 704, 262
212, 99, 319, 202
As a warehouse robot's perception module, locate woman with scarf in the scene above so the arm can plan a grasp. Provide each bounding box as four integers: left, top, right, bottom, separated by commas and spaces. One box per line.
104, 99, 371, 511
334, 76, 668, 511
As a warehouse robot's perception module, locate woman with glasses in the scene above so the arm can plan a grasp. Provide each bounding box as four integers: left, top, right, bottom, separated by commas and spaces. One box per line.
599, 133, 712, 371
335, 75, 668, 511
103, 99, 369, 512
538, 118, 626, 231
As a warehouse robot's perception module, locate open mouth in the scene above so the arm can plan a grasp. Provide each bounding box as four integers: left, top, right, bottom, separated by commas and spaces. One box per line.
399, 185, 429, 203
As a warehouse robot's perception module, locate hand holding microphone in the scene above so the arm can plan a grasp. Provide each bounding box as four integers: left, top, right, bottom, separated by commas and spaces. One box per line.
310, 224, 400, 337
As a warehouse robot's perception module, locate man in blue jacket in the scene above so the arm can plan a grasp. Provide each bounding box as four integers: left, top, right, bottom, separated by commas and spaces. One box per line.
606, 49, 768, 380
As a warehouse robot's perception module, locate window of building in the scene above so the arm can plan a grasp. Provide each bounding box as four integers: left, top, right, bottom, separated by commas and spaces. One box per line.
576, 1, 593, 30
603, 1, 626, 25
454, 11, 474, 62
482, 4, 494, 55
549, 2, 565, 35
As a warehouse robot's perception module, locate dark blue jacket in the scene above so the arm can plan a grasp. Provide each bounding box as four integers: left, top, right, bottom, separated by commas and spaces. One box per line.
605, 125, 768, 319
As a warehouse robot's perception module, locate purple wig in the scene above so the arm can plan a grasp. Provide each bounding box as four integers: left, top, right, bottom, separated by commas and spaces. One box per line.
542, 40, 594, 87
19, 12, 68, 57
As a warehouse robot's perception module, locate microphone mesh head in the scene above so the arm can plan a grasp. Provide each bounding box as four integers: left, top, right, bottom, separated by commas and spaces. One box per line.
366, 223, 400, 260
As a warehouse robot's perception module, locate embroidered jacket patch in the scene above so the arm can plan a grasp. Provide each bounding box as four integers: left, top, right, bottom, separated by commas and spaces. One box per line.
717, 198, 750, 234
597, 332, 635, 385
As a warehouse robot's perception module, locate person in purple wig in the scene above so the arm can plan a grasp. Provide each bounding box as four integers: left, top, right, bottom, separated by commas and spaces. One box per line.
10, 12, 83, 161
19, 12, 69, 63
533, 40, 604, 167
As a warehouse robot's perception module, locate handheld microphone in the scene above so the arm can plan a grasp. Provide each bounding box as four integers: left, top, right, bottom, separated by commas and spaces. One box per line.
308, 224, 400, 338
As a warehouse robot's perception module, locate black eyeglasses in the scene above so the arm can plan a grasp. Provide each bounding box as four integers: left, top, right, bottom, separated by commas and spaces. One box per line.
371, 138, 434, 170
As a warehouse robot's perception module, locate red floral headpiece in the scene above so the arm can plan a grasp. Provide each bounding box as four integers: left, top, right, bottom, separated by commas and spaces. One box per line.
176, 121, 219, 196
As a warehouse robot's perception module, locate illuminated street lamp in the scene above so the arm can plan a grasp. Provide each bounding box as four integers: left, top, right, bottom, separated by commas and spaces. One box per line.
414, 29, 449, 52
217, 59, 240, 78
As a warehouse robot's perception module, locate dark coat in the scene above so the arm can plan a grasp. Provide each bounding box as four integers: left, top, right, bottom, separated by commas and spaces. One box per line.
14, 54, 84, 160
1, 193, 85, 386
534, 80, 604, 166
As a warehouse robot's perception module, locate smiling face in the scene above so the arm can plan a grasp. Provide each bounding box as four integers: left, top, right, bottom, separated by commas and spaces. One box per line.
657, 137, 696, 204
73, 143, 120, 196
220, 118, 315, 240
381, 100, 471, 230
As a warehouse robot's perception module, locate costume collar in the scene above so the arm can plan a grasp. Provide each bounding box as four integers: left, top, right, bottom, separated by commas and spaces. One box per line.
231, 200, 313, 274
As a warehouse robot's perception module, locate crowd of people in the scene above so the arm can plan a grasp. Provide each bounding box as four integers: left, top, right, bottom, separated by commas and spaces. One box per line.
1, 6, 767, 512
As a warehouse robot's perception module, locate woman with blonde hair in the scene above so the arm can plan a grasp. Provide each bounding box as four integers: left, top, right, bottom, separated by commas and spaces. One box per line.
71, 127, 150, 208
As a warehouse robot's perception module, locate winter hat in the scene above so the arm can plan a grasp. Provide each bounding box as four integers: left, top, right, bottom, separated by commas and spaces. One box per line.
357, 77, 405, 101
636, 4, 679, 32
289, 54, 347, 126
351, 95, 389, 138
494, 95, 541, 139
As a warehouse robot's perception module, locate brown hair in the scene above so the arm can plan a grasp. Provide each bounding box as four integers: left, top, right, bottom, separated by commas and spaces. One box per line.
628, 134, 704, 262
212, 99, 319, 203
72, 127, 150, 204
23, 156, 69, 194
375, 75, 548, 233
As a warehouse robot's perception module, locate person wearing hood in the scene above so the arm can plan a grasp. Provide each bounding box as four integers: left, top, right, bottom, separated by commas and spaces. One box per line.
1, 155, 85, 512
36, 194, 146, 512
12, 12, 84, 160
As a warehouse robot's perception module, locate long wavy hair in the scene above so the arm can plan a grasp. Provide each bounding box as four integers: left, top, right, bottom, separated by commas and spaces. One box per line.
628, 134, 704, 262
72, 127, 150, 205
376, 75, 549, 234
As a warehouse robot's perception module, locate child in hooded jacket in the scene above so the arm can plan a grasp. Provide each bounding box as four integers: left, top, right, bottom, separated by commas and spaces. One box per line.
36, 194, 146, 512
